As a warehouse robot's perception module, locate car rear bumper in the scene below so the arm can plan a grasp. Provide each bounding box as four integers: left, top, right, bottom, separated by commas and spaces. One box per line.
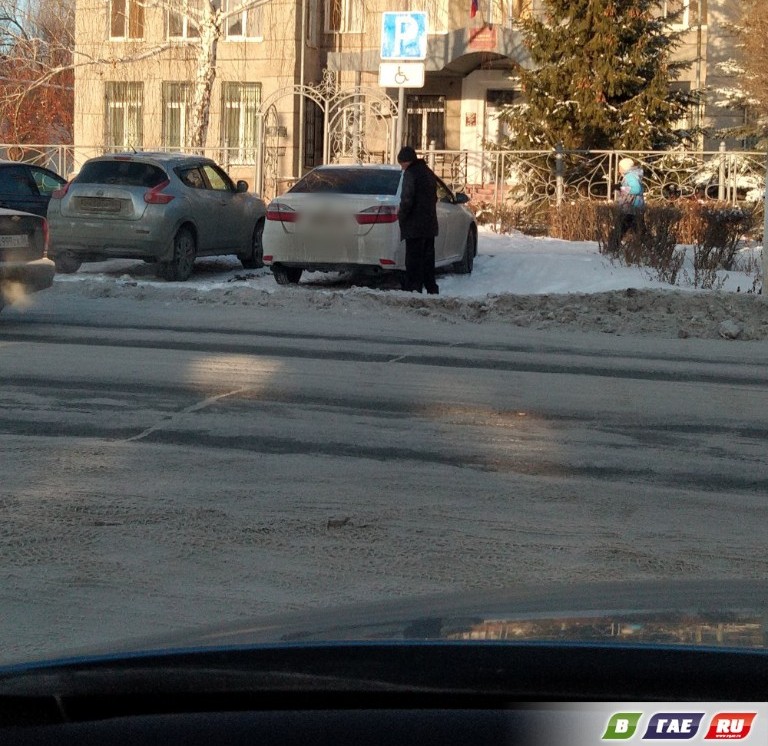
47, 218, 174, 263
0, 259, 55, 296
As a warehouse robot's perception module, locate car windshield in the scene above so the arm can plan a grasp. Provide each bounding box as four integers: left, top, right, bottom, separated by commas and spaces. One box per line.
76, 160, 167, 188
289, 168, 401, 195
1, 2, 768, 708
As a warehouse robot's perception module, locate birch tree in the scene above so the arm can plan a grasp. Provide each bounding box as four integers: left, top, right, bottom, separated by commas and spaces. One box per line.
0, 0, 274, 149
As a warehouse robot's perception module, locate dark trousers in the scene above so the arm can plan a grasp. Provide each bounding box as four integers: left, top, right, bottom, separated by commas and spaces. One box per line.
404, 236, 439, 294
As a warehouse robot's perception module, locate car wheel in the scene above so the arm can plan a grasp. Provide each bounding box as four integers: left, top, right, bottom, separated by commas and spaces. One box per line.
158, 227, 196, 282
273, 265, 303, 285
54, 253, 82, 274
453, 229, 475, 275
240, 219, 264, 269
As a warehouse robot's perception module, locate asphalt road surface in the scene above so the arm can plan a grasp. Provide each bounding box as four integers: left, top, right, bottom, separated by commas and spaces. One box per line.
2, 294, 768, 662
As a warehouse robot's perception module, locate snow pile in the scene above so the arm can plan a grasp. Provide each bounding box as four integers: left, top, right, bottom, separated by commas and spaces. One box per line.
51, 228, 767, 340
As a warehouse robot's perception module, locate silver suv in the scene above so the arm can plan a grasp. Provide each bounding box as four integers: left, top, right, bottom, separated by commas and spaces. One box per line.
47, 153, 267, 281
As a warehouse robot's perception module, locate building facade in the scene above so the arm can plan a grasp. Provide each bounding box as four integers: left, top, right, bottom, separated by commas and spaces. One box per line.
73, 0, 749, 191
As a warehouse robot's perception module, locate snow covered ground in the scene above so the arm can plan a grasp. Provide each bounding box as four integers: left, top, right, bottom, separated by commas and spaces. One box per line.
48, 229, 768, 340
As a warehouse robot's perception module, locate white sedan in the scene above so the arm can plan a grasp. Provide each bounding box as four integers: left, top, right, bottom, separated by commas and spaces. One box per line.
262, 164, 477, 285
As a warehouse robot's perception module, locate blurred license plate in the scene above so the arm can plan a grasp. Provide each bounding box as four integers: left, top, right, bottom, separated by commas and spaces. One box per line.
77, 197, 122, 213
0, 234, 28, 248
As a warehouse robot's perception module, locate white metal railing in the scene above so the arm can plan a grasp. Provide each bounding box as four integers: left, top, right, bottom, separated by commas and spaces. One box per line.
2, 142, 764, 209
419, 144, 766, 209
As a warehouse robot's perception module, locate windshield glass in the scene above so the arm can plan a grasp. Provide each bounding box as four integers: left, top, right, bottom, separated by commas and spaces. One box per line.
289, 168, 401, 195
1, 0, 767, 682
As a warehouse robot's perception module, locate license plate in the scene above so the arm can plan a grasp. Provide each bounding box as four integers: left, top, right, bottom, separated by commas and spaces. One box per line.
0, 234, 28, 248
77, 197, 122, 213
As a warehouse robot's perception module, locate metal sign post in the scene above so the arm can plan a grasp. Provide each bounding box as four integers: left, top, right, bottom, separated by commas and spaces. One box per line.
380, 11, 428, 156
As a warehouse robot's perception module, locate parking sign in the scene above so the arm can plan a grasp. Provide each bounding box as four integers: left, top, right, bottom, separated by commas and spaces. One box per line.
381, 11, 428, 60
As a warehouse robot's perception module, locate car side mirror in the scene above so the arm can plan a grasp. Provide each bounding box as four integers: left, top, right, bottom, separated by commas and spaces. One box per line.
236, 180, 249, 193
455, 192, 470, 204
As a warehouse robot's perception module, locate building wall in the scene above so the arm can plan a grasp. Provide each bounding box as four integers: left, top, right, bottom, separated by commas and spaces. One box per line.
72, 0, 750, 188
74, 0, 314, 184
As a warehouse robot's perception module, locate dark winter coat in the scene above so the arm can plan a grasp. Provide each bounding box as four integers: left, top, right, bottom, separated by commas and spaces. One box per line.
398, 159, 439, 240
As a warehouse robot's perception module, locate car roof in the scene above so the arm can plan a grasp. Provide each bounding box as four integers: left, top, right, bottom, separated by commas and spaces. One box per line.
84, 152, 212, 166
312, 164, 401, 172
0, 159, 57, 169
0, 206, 43, 218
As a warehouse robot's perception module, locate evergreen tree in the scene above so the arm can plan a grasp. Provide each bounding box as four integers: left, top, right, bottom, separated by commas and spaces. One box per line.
500, 0, 697, 150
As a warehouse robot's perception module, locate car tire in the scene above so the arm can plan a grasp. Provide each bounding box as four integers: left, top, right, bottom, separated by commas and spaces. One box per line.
453, 229, 475, 275
240, 219, 264, 269
54, 253, 82, 274
273, 265, 303, 285
158, 227, 196, 282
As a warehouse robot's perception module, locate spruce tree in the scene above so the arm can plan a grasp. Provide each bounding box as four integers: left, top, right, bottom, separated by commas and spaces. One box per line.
500, 0, 696, 150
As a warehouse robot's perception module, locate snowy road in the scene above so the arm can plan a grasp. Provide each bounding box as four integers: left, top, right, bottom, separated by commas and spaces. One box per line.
1, 294, 768, 662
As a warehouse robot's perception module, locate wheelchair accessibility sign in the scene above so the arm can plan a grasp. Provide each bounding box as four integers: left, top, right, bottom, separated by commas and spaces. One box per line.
381, 11, 428, 60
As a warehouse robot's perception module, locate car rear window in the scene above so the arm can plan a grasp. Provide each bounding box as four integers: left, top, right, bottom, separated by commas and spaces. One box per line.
289, 168, 401, 196
77, 160, 168, 188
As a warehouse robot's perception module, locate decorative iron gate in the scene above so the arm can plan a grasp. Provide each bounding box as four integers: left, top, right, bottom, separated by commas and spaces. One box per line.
256, 70, 399, 200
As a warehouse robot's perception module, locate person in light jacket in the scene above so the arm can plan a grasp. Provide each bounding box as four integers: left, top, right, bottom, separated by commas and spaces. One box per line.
397, 145, 439, 295
615, 156, 645, 241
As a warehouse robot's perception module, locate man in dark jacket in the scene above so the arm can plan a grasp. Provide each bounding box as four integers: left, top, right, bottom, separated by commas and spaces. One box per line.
397, 145, 439, 294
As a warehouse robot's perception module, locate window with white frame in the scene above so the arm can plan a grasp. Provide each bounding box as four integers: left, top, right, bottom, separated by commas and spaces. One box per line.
221, 82, 261, 164
104, 82, 143, 149
325, 0, 363, 33
167, 0, 201, 39
110, 0, 144, 39
662, 0, 706, 28
223, 0, 263, 39
162, 82, 194, 150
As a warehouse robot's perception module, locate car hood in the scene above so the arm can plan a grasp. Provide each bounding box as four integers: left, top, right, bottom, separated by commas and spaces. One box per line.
12, 579, 765, 667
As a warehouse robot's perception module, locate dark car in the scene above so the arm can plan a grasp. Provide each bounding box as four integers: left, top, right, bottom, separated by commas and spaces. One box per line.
0, 160, 66, 217
47, 152, 267, 281
0, 207, 54, 313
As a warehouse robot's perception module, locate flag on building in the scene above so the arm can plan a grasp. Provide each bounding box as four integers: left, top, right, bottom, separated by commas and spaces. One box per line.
470, 0, 478, 17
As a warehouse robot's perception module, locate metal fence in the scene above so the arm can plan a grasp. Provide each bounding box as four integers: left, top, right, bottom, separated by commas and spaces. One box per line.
420, 145, 767, 210
2, 142, 765, 210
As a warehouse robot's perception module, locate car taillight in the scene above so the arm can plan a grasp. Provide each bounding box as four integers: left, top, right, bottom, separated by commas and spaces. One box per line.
266, 203, 298, 222
42, 218, 49, 256
144, 180, 174, 205
51, 182, 70, 199
355, 206, 398, 225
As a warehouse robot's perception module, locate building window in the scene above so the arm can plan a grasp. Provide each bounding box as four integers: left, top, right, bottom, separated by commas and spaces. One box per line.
105, 82, 143, 149
168, 0, 201, 39
221, 82, 261, 164
485, 89, 517, 145
223, 0, 263, 39
406, 95, 445, 151
162, 82, 193, 150
110, 0, 144, 39
662, 0, 706, 28
303, 101, 323, 168
325, 0, 363, 33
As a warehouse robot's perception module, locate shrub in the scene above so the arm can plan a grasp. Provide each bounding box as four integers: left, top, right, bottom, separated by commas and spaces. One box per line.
641, 203, 685, 285
595, 202, 684, 285
548, 201, 602, 241
472, 201, 548, 235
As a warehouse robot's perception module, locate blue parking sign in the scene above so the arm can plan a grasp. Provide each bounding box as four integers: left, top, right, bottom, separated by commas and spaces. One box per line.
381, 11, 428, 60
